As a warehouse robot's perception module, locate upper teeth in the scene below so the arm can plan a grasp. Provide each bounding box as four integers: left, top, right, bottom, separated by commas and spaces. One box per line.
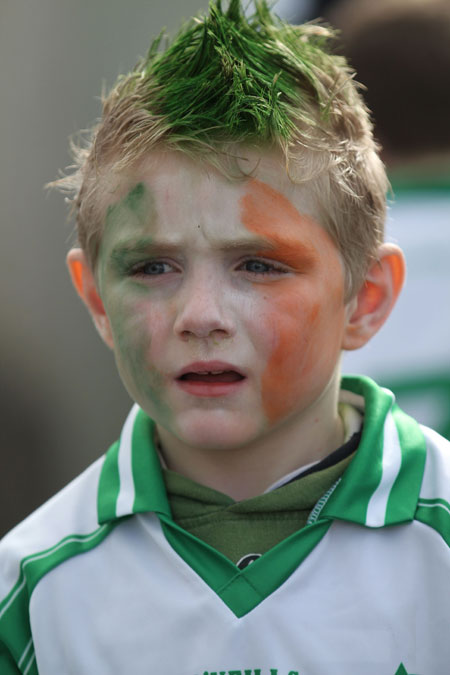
197, 370, 225, 375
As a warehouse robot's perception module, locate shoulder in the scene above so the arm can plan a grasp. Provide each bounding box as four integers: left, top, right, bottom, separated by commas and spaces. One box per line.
421, 425, 450, 480
415, 425, 450, 544
0, 453, 117, 671
0, 453, 108, 604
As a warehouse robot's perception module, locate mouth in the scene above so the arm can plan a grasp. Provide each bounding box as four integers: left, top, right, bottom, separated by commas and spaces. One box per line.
178, 370, 244, 383
175, 362, 246, 396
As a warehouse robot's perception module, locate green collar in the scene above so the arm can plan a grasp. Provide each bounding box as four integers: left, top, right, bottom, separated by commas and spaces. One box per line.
96, 375, 427, 617
320, 376, 426, 527
97, 375, 426, 528
97, 407, 170, 522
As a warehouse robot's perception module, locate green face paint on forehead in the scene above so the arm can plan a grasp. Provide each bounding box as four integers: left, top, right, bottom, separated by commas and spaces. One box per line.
99, 181, 156, 285
105, 182, 153, 231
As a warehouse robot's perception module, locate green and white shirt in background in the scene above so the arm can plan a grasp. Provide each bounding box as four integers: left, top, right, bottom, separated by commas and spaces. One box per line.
343, 178, 450, 439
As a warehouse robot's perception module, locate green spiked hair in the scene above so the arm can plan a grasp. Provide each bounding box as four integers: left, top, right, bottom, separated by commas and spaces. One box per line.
100, 0, 353, 149
54, 0, 388, 297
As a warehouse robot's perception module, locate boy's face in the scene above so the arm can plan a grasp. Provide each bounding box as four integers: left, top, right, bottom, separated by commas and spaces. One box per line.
91, 149, 351, 450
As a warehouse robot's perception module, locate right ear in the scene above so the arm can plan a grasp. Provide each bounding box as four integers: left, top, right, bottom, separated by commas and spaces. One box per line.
342, 243, 405, 351
66, 248, 114, 349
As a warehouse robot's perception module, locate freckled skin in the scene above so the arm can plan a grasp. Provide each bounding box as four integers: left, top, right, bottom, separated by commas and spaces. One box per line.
240, 179, 347, 423
94, 150, 350, 474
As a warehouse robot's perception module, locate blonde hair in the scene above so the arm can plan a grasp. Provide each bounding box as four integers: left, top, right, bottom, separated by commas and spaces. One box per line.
51, 0, 388, 298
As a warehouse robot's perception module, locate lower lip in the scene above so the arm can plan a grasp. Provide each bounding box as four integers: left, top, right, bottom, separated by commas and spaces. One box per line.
175, 379, 246, 397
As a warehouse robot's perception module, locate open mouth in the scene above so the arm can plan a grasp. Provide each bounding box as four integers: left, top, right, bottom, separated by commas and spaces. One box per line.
178, 370, 245, 383
175, 362, 247, 396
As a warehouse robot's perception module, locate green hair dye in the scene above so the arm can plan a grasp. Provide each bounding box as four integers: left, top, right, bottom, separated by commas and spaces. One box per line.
113, 0, 350, 146
52, 0, 387, 297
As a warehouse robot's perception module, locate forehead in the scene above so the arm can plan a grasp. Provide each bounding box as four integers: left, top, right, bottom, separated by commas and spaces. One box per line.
100, 148, 327, 250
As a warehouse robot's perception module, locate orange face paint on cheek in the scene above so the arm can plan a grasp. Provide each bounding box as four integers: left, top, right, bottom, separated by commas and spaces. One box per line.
240, 178, 345, 423
259, 285, 323, 422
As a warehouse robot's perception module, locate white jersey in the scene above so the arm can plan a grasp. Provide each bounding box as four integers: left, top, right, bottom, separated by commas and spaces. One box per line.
1, 376, 450, 675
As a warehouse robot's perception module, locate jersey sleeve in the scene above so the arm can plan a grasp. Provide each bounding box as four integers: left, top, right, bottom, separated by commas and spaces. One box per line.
0, 645, 22, 674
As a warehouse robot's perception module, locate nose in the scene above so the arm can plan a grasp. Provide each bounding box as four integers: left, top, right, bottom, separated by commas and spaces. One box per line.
173, 272, 236, 342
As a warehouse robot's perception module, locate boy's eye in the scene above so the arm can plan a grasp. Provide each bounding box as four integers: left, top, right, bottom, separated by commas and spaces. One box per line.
132, 261, 174, 276
239, 259, 288, 276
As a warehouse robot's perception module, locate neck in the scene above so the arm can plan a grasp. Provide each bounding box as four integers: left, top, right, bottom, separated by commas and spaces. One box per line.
156, 370, 344, 501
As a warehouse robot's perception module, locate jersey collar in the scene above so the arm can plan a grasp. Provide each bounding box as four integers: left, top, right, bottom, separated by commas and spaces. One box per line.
97, 376, 427, 528
97, 405, 170, 524
320, 376, 427, 527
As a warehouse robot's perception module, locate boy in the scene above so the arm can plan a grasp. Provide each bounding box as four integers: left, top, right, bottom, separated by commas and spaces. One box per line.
0, 2, 448, 673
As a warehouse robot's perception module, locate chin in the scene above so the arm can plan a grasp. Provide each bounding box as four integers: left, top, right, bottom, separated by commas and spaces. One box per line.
175, 410, 262, 451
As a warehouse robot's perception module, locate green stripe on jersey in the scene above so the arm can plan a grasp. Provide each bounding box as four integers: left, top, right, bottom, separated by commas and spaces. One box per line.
132, 410, 170, 516
321, 376, 392, 524
385, 404, 426, 525
0, 646, 24, 674
97, 440, 121, 521
416, 498, 450, 546
98, 407, 171, 523
0, 525, 114, 670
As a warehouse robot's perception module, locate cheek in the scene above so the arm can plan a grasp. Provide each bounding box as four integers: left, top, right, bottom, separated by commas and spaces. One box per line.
108, 299, 173, 422
106, 296, 167, 381
259, 285, 343, 423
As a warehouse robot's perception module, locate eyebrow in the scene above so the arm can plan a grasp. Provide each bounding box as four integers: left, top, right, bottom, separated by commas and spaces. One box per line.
108, 233, 318, 268
109, 235, 271, 258
255, 233, 318, 267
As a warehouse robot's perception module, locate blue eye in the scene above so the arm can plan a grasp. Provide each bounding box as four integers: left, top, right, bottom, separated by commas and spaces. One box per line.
241, 259, 286, 275
135, 261, 172, 275
244, 260, 272, 274
144, 262, 167, 274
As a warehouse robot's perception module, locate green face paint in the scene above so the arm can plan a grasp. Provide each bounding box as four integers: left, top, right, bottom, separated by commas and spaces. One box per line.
106, 182, 148, 225
99, 182, 155, 282
97, 180, 172, 424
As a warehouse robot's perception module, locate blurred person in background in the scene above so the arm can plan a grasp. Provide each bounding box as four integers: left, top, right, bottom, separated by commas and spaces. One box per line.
327, 0, 450, 438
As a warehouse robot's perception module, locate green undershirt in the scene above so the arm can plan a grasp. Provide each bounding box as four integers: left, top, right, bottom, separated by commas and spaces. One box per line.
162, 451, 355, 565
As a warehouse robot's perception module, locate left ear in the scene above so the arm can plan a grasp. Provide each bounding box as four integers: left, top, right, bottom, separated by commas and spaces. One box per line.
342, 243, 405, 351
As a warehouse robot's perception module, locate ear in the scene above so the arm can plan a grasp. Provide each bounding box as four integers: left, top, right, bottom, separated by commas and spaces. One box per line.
66, 248, 114, 350
342, 243, 405, 351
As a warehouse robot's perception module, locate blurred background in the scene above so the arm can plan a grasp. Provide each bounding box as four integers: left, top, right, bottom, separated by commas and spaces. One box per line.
1, 0, 449, 536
